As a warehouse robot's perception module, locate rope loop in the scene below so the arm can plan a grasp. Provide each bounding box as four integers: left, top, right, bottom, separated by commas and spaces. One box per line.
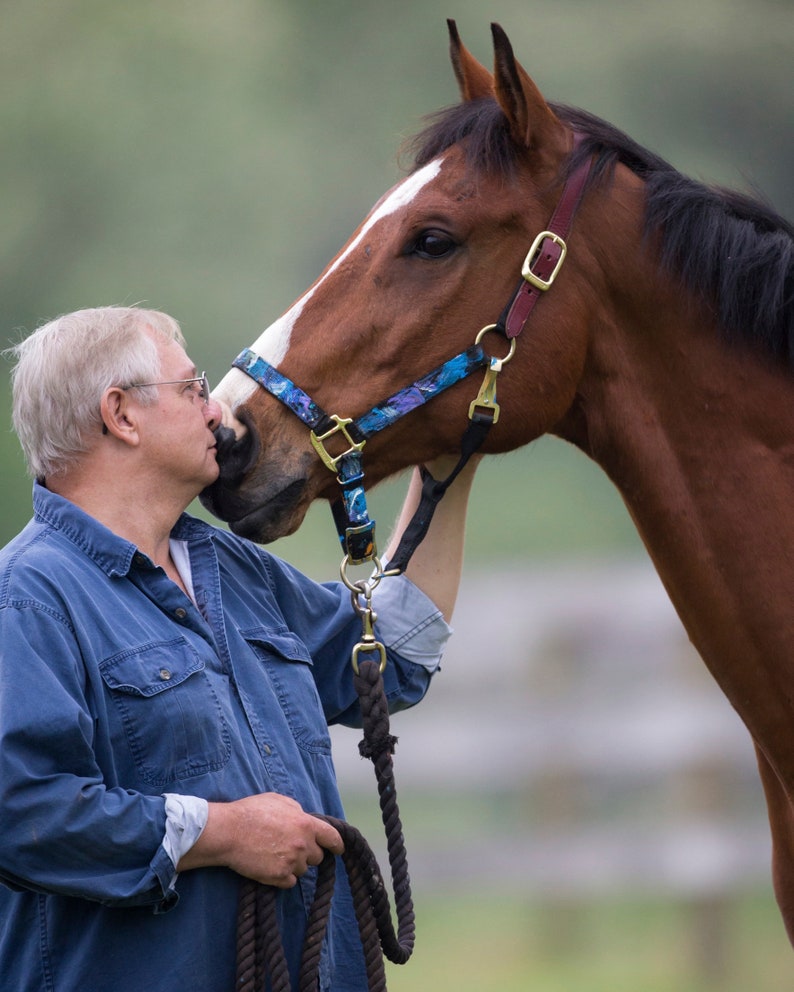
234, 656, 413, 991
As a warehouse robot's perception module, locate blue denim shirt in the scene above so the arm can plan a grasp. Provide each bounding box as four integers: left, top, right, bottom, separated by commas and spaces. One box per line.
0, 483, 448, 991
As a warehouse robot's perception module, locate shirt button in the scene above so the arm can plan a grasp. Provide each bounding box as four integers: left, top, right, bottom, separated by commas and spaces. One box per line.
159, 668, 172, 681
133, 553, 147, 567
174, 607, 187, 619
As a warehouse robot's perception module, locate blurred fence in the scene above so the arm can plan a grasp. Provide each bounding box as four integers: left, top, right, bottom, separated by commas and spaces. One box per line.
331, 558, 772, 900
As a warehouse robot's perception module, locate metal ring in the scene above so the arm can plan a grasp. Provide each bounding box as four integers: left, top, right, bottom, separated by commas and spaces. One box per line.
339, 554, 384, 595
474, 324, 517, 366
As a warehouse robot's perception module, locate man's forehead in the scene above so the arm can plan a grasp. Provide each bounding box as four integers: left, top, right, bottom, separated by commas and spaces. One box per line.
146, 327, 196, 375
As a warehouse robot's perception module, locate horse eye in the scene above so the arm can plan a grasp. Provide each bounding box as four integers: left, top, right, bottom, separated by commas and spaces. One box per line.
409, 230, 457, 259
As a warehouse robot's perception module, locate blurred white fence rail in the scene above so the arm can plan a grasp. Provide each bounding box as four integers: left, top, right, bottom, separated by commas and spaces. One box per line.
330, 559, 772, 899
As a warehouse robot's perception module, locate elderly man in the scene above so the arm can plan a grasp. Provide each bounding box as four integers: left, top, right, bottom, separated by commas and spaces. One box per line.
0, 306, 476, 991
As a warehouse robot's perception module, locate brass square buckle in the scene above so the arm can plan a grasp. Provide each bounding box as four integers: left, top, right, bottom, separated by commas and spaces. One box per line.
310, 414, 366, 474
521, 231, 568, 291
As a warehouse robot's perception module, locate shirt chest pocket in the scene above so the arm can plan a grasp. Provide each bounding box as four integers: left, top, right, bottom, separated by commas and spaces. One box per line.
99, 638, 231, 786
241, 629, 331, 754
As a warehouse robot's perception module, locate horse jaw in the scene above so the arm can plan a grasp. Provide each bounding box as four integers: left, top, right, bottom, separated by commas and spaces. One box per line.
220, 471, 314, 544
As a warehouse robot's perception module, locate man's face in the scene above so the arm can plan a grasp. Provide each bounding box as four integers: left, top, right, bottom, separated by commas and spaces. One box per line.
135, 331, 222, 498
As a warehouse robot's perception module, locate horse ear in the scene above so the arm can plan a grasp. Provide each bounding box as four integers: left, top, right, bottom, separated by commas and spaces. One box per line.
490, 22, 566, 154
448, 19, 494, 101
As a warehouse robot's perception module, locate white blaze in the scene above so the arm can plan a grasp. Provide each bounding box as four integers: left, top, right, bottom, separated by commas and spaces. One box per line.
214, 158, 444, 410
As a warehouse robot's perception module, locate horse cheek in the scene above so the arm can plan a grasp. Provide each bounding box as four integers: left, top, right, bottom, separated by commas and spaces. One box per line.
499, 318, 587, 450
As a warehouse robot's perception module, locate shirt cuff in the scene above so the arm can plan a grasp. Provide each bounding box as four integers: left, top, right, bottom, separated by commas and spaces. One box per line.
162, 793, 209, 869
370, 574, 452, 673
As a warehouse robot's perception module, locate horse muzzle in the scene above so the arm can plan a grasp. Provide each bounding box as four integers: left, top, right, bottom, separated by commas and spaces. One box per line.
200, 415, 318, 542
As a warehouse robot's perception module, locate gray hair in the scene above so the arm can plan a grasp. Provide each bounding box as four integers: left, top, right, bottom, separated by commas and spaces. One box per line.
6, 306, 185, 479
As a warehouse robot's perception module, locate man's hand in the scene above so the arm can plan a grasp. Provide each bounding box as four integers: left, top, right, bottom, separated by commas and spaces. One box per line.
177, 792, 344, 888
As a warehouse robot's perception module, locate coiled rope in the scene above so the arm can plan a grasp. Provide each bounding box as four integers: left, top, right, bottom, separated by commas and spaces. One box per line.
234, 656, 414, 991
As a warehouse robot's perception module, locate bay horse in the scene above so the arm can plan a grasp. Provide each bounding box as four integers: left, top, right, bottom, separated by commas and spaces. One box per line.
201, 22, 794, 939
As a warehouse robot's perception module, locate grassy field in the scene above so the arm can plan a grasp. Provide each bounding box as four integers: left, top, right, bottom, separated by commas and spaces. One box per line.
384, 889, 791, 991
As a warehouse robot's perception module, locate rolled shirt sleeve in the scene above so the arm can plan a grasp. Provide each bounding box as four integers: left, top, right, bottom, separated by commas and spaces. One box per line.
162, 794, 209, 870
370, 574, 452, 672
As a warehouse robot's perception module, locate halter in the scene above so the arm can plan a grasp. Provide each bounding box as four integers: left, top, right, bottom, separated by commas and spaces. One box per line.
232, 136, 592, 570
231, 343, 492, 565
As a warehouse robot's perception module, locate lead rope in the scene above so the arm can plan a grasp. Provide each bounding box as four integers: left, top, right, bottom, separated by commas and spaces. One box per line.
230, 141, 596, 989
234, 580, 413, 992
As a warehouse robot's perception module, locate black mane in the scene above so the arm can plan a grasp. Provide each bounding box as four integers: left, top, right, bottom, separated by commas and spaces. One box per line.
409, 100, 794, 365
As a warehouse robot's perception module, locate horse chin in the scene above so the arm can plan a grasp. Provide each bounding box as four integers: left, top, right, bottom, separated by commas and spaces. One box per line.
229, 492, 311, 544
200, 475, 312, 545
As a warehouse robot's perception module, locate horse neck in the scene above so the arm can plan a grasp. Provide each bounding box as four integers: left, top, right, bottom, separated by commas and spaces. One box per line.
564, 289, 794, 784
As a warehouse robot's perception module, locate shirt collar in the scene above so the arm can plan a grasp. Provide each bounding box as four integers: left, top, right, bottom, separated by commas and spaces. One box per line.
32, 481, 215, 578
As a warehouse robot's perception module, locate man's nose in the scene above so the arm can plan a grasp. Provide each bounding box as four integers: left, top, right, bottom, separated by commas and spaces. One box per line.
205, 396, 223, 431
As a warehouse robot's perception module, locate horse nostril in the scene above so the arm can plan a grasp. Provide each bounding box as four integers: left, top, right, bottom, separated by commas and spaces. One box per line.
213, 422, 260, 484
213, 424, 235, 455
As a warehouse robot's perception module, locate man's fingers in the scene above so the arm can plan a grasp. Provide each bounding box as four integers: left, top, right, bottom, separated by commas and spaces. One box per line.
314, 818, 344, 856
271, 871, 299, 890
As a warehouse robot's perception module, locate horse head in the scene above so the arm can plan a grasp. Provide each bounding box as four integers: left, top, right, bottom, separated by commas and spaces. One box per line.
201, 22, 620, 543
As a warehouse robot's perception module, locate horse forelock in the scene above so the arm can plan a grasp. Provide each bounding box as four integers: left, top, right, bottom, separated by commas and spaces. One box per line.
410, 98, 794, 366
408, 99, 521, 178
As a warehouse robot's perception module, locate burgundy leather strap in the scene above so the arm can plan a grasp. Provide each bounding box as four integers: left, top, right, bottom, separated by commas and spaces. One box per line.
503, 134, 591, 339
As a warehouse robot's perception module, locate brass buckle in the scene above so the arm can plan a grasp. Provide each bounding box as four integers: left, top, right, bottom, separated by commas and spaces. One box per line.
521, 231, 567, 291
310, 414, 366, 474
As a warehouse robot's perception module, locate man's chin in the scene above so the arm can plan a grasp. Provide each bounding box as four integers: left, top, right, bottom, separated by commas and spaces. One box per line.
187, 462, 221, 506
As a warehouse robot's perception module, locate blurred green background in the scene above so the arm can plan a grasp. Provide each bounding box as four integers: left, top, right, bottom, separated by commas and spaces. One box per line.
1, 0, 792, 986
2, 0, 791, 568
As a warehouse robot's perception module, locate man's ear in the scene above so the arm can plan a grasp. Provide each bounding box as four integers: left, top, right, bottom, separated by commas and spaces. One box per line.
100, 387, 141, 446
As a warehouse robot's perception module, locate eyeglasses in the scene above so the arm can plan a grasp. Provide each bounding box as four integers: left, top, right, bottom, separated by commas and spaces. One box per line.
127, 372, 210, 405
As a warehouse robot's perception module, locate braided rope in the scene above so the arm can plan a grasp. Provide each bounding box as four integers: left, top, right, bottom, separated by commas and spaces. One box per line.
235, 878, 290, 992
234, 656, 414, 991
351, 659, 414, 966
235, 877, 257, 992
297, 851, 336, 992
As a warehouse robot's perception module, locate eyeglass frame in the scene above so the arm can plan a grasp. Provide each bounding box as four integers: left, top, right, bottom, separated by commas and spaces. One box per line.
126, 372, 210, 405
101, 372, 211, 434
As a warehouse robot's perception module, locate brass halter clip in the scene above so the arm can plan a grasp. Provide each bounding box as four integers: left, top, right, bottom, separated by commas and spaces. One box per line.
468, 324, 517, 425
340, 556, 388, 675
350, 605, 387, 676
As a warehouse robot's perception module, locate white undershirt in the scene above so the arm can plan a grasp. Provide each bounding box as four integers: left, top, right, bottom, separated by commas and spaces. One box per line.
169, 539, 197, 604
